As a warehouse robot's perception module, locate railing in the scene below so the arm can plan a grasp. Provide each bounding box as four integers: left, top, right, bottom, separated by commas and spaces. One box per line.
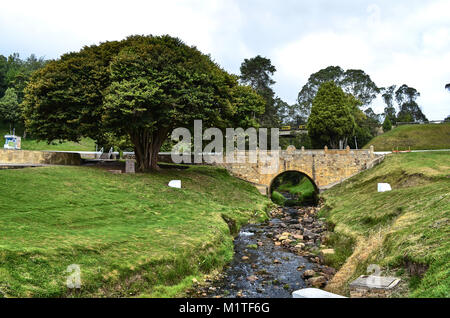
280, 125, 307, 131
397, 120, 446, 125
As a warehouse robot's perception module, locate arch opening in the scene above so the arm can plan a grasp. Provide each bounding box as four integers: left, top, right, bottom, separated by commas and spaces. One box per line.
269, 170, 319, 207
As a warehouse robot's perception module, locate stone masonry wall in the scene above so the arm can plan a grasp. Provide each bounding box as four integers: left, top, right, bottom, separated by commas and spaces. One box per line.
0, 149, 81, 166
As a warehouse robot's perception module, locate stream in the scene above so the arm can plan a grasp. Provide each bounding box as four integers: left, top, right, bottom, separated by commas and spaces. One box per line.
189, 196, 337, 298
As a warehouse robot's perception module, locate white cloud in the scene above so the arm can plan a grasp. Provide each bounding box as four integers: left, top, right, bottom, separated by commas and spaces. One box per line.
0, 0, 248, 59
274, 31, 374, 81
272, 0, 450, 119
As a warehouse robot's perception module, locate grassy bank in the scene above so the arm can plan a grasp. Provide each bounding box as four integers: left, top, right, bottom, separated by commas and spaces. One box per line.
278, 178, 316, 201
321, 152, 450, 297
0, 165, 270, 297
364, 123, 450, 151
1, 122, 95, 151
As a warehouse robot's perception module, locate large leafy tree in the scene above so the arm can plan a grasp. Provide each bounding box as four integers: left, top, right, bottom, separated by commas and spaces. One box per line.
346, 94, 376, 149
297, 66, 344, 119
23, 35, 261, 171
340, 69, 380, 105
395, 84, 427, 122
239, 55, 279, 127
10, 54, 48, 103
0, 53, 47, 138
297, 66, 379, 118
0, 53, 47, 101
381, 85, 397, 124
229, 85, 265, 128
307, 81, 356, 149
0, 55, 7, 98
23, 40, 125, 145
273, 97, 292, 126
0, 87, 20, 130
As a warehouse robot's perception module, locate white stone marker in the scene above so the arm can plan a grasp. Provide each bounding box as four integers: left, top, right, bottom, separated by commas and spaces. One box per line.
377, 183, 392, 192
168, 180, 181, 189
292, 288, 346, 298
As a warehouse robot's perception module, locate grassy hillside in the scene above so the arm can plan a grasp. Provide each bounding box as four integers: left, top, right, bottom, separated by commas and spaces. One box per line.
321, 152, 450, 297
0, 165, 270, 297
0, 122, 95, 151
363, 123, 450, 151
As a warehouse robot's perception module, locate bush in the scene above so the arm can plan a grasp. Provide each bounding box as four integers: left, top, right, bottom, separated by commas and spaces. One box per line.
383, 117, 392, 132
271, 191, 286, 206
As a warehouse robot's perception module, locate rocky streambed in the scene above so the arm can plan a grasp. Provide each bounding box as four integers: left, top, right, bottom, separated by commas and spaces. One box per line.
188, 201, 337, 298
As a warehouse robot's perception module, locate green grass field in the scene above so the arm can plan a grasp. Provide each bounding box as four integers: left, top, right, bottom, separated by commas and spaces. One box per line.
364, 123, 450, 151
0, 122, 95, 151
321, 152, 450, 297
0, 165, 270, 297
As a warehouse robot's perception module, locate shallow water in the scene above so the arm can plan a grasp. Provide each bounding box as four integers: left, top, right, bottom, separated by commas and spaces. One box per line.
205, 207, 316, 298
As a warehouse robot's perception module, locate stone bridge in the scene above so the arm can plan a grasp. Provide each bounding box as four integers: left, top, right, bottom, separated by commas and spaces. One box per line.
215, 146, 384, 196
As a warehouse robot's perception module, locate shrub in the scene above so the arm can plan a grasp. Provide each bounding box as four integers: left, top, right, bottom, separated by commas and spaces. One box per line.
271, 191, 286, 206
383, 117, 392, 132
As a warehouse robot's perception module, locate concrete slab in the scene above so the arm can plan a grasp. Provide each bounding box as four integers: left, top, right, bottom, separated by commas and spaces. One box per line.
349, 275, 400, 290
377, 183, 392, 192
292, 288, 346, 298
168, 180, 181, 188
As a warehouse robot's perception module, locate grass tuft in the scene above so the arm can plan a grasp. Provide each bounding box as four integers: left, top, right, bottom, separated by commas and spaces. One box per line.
364, 123, 450, 151
322, 152, 450, 298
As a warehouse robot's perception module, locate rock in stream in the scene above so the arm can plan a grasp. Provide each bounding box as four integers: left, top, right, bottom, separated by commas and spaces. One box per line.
188, 202, 337, 298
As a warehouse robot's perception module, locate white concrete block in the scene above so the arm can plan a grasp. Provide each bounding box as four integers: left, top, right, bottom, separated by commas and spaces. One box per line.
377, 183, 392, 192
292, 288, 346, 298
168, 180, 181, 189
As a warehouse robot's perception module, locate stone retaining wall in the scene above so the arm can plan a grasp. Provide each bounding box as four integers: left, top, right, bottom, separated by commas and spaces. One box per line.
0, 149, 81, 166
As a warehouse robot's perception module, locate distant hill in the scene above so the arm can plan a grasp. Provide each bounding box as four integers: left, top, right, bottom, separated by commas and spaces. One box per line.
364, 123, 450, 151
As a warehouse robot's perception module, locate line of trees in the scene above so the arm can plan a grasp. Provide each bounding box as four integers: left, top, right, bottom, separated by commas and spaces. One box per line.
11, 35, 447, 171
0, 53, 48, 134
236, 61, 433, 149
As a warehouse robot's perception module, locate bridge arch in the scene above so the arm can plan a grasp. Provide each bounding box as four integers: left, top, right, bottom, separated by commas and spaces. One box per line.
268, 170, 319, 199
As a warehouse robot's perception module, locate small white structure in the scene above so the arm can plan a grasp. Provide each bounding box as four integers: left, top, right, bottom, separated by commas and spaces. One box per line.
292, 288, 346, 298
377, 183, 392, 192
168, 180, 182, 189
3, 135, 21, 150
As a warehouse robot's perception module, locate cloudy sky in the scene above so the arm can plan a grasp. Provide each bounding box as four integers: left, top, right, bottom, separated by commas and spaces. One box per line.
1, 0, 449, 119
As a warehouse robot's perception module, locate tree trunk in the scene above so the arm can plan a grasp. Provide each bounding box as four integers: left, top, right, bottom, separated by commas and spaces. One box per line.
130, 128, 169, 172
329, 138, 338, 149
